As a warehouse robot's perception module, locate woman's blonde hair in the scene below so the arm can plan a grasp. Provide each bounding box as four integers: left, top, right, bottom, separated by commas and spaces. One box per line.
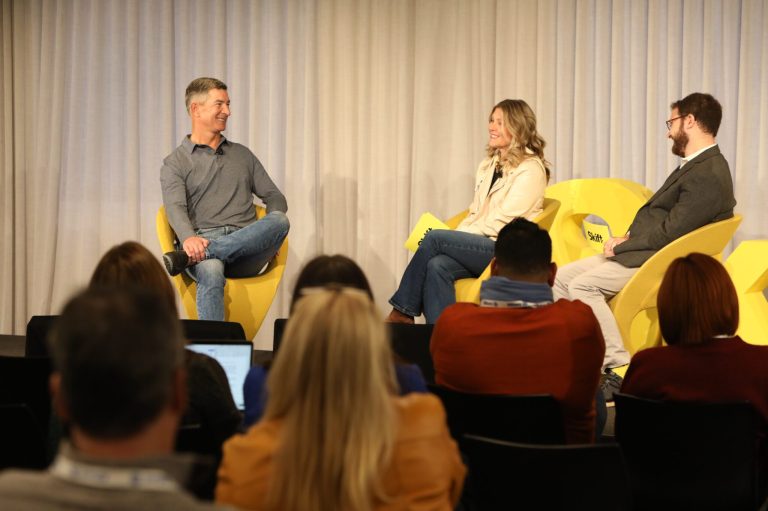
264, 287, 397, 511
486, 99, 551, 180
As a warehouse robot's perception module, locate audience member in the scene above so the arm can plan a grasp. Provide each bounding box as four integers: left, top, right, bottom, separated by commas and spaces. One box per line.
0, 288, 234, 510
243, 254, 427, 427
555, 93, 736, 399
622, 253, 768, 427
388, 99, 550, 324
431, 218, 606, 443
90, 241, 242, 456
217, 288, 465, 510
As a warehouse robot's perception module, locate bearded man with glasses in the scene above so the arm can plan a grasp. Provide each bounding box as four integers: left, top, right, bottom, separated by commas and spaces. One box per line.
553, 93, 736, 401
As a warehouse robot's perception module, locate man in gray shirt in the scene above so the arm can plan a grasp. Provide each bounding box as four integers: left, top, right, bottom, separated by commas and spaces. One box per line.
161, 77, 289, 321
0, 288, 234, 510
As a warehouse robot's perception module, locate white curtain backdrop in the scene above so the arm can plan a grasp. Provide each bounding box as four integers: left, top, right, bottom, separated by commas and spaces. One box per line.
2, 0, 767, 348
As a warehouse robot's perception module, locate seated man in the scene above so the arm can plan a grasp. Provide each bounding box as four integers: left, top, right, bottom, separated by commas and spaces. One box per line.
553, 92, 736, 397
161, 77, 289, 321
431, 219, 605, 443
0, 287, 233, 509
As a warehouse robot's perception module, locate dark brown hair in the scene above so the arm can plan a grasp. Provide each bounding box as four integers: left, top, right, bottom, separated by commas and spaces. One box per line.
90, 241, 178, 315
671, 93, 722, 136
290, 255, 373, 311
657, 253, 738, 345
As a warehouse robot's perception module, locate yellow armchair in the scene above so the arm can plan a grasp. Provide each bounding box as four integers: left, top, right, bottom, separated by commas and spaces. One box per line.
724, 240, 768, 346
610, 214, 742, 355
545, 179, 653, 267
452, 198, 561, 303
156, 206, 288, 340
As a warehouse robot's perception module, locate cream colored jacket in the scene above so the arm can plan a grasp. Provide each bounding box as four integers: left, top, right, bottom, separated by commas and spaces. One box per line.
457, 153, 547, 240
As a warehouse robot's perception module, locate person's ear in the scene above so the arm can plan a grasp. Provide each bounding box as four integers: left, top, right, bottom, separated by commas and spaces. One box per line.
547, 262, 558, 288
490, 257, 499, 276
49, 372, 70, 422
170, 367, 188, 414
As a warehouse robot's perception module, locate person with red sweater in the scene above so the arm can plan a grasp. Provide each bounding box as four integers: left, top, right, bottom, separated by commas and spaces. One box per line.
621, 253, 768, 427
431, 218, 606, 444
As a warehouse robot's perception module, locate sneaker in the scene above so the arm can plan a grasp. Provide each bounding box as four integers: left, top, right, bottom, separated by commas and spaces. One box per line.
163, 250, 189, 276
600, 368, 623, 403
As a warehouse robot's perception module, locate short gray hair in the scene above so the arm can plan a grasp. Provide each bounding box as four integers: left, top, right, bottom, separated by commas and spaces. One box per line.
49, 287, 185, 439
185, 77, 228, 113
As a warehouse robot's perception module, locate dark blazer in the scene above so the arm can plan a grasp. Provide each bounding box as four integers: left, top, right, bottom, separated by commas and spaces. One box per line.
612, 145, 736, 268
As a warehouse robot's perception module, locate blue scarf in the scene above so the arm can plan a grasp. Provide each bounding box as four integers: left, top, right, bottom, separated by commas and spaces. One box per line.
479, 276, 554, 309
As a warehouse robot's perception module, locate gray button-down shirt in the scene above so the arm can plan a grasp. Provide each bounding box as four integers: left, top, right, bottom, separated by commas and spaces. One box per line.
160, 136, 287, 243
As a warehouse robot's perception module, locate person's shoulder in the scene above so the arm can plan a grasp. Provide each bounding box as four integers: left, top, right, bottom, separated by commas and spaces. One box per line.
0, 469, 60, 507
223, 418, 281, 457
551, 299, 599, 324
516, 154, 546, 173
394, 393, 447, 436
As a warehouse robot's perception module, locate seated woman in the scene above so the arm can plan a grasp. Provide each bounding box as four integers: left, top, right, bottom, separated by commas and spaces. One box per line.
388, 99, 550, 324
217, 288, 465, 510
622, 253, 768, 426
90, 242, 242, 461
243, 254, 427, 427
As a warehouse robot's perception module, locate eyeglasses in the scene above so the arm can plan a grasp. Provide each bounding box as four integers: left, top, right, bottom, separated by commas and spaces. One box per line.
666, 115, 685, 131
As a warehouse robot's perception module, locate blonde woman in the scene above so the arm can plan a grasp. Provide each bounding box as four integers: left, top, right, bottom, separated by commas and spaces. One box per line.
388, 99, 550, 324
216, 288, 465, 511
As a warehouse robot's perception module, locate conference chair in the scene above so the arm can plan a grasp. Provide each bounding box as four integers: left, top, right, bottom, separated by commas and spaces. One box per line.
156, 205, 288, 339
723, 239, 768, 346
544, 178, 653, 266
447, 197, 561, 304
0, 355, 52, 437
462, 434, 632, 510
428, 384, 565, 446
609, 214, 742, 354
274, 319, 435, 384
27, 315, 246, 357
0, 404, 48, 470
614, 393, 766, 511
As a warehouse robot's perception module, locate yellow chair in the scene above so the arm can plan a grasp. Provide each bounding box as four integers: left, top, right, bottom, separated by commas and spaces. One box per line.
156, 206, 288, 340
609, 214, 742, 355
450, 198, 561, 303
724, 240, 768, 346
544, 179, 653, 267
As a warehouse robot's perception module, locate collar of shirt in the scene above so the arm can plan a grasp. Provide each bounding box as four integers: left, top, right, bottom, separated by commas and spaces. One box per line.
181, 135, 229, 154
680, 143, 717, 168
479, 276, 554, 308
48, 442, 194, 492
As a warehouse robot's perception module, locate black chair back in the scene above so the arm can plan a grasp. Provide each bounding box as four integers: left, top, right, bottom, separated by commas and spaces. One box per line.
181, 319, 246, 341
462, 434, 632, 510
25, 315, 57, 357
27, 315, 246, 357
274, 320, 435, 384
429, 384, 565, 445
0, 355, 52, 436
388, 324, 434, 384
614, 393, 765, 511
0, 404, 48, 470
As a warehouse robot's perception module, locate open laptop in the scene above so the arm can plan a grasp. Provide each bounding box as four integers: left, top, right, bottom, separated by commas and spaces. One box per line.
186, 341, 253, 411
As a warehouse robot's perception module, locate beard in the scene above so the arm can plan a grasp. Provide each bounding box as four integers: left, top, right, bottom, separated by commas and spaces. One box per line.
671, 129, 688, 157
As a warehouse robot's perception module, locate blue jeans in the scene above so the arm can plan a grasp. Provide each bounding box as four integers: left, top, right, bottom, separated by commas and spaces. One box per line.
389, 229, 495, 323
187, 211, 290, 321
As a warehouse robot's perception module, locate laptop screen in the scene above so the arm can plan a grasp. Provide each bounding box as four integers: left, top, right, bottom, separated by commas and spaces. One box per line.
186, 342, 252, 411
